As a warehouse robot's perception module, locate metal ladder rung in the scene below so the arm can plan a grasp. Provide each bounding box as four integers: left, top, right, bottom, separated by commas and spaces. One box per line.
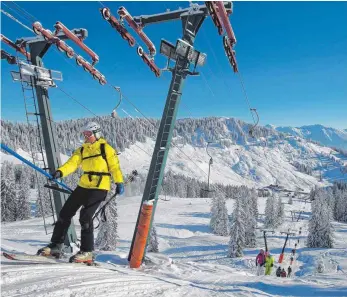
26, 112, 42, 116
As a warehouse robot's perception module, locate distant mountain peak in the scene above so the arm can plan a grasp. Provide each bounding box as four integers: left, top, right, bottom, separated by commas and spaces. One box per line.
275, 124, 347, 150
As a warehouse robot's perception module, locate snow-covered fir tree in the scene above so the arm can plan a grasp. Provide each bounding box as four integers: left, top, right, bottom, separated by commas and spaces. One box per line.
147, 224, 159, 253
307, 189, 334, 248
228, 195, 245, 257
250, 189, 259, 219
1, 179, 16, 222
334, 189, 347, 222
14, 165, 31, 220
264, 195, 276, 228
35, 176, 55, 218
239, 189, 257, 248
16, 182, 31, 220
0, 162, 33, 222
275, 196, 285, 227
210, 192, 229, 236
95, 199, 118, 251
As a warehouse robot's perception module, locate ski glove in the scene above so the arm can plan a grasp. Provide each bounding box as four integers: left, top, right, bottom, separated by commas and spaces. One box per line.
51, 170, 62, 180
116, 183, 124, 195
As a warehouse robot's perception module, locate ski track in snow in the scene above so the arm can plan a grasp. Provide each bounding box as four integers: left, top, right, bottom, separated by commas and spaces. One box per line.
2, 196, 347, 297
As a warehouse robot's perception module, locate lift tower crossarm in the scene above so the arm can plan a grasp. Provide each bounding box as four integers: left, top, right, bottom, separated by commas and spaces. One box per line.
133, 2, 232, 27
16, 28, 86, 59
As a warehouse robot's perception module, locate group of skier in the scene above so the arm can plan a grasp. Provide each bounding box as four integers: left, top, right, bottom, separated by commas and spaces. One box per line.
275, 265, 292, 277
255, 249, 293, 277
255, 249, 274, 275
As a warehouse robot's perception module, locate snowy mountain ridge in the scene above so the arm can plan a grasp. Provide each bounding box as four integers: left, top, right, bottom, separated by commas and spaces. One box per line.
1, 117, 347, 192
272, 124, 347, 150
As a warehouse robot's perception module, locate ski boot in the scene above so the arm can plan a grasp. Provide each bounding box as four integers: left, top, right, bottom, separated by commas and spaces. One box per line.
37, 242, 63, 258
69, 251, 94, 265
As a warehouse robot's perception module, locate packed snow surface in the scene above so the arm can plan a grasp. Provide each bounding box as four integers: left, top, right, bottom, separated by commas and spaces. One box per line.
2, 195, 347, 296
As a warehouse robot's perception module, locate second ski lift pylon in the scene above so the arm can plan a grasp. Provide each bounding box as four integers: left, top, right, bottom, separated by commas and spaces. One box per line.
100, 6, 161, 77
278, 229, 296, 263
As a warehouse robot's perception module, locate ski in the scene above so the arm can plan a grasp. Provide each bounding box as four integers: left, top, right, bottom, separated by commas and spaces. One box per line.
2, 251, 65, 263
2, 251, 100, 266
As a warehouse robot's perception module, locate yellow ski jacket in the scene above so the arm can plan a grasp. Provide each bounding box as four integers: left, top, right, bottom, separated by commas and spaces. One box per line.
58, 138, 124, 191
265, 255, 274, 268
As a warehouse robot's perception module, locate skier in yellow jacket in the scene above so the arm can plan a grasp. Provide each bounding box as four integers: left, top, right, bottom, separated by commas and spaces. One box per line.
264, 251, 275, 275
37, 122, 124, 263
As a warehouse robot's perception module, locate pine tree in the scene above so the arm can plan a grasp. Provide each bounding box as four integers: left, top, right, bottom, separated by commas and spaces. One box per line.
228, 196, 245, 257
239, 191, 257, 248
1, 162, 17, 222
95, 199, 118, 251
210, 192, 229, 236
275, 196, 285, 227
1, 180, 16, 222
16, 183, 31, 220
264, 196, 276, 228
14, 165, 32, 220
250, 189, 259, 219
334, 190, 347, 222
147, 224, 159, 253
307, 189, 334, 248
35, 175, 55, 218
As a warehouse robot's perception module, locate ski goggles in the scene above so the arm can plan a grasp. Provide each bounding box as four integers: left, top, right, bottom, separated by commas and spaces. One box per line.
82, 131, 93, 137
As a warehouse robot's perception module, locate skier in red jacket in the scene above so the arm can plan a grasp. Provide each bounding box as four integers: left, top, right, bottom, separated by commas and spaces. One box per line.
255, 249, 265, 275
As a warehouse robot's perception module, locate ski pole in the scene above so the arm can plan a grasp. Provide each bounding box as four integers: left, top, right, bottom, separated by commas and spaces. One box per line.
91, 170, 138, 227
0, 143, 73, 193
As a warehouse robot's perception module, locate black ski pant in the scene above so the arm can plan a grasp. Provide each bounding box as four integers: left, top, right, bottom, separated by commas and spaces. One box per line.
51, 186, 107, 252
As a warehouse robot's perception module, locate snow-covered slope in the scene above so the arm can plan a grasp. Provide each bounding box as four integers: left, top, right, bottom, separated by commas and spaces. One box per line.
274, 124, 347, 150
2, 194, 347, 296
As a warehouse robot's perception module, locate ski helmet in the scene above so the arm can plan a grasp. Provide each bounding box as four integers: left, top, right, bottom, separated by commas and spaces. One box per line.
82, 121, 101, 139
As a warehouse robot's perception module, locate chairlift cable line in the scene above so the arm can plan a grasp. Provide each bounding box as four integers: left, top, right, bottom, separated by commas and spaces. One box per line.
1, 9, 34, 33
2, 2, 30, 24
10, 1, 37, 22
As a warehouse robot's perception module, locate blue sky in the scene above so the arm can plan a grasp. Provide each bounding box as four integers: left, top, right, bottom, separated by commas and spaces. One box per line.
1, 1, 347, 129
